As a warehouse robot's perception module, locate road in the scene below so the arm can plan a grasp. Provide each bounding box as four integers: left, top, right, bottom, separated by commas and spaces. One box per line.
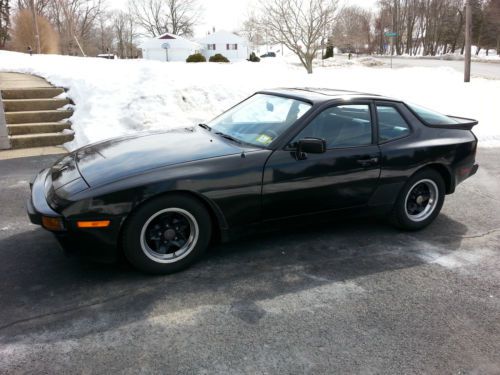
1, 150, 500, 374
375, 55, 500, 79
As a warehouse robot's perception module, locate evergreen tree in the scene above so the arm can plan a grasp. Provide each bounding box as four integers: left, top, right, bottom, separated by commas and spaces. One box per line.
323, 45, 333, 59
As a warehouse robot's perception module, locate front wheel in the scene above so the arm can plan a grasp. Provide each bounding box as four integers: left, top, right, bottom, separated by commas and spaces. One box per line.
122, 195, 212, 274
390, 169, 445, 230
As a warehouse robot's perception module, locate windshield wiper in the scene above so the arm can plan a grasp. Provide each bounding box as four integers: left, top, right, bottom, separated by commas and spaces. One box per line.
198, 123, 211, 131
215, 132, 242, 144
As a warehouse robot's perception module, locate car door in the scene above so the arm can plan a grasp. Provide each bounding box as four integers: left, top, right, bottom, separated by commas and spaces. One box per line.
262, 102, 381, 220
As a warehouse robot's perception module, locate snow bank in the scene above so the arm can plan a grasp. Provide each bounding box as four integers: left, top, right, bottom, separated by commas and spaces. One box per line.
386, 52, 500, 63
1, 50, 499, 150
314, 56, 384, 68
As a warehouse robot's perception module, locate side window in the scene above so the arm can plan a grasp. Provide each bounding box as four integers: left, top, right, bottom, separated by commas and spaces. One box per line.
293, 104, 372, 148
376, 105, 411, 142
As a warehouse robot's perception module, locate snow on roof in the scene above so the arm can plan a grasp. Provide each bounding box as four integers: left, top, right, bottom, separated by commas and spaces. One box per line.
197, 30, 246, 44
139, 33, 201, 50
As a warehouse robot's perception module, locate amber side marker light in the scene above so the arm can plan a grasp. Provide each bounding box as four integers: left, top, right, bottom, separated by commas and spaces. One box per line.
77, 220, 111, 228
42, 216, 65, 231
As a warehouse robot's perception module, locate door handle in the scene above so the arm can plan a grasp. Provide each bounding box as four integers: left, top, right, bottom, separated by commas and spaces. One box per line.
357, 157, 379, 167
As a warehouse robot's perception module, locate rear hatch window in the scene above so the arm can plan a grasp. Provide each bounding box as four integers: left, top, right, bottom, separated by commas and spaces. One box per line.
408, 103, 459, 125
408, 103, 477, 129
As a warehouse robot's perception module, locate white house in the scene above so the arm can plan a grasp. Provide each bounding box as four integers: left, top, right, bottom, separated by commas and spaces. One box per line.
198, 30, 249, 61
140, 33, 202, 62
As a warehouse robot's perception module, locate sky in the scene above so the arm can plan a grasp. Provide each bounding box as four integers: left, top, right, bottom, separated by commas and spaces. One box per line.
108, 0, 378, 38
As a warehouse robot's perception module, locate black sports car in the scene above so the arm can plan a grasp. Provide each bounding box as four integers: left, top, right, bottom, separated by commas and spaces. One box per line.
28, 88, 479, 274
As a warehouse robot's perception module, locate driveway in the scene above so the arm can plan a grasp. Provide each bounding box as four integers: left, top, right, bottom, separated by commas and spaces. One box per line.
0, 150, 499, 374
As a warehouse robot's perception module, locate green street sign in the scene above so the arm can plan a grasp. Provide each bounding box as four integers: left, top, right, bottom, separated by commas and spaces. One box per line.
384, 32, 398, 37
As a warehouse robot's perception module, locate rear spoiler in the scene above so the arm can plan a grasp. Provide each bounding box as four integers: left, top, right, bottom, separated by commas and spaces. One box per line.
443, 116, 479, 130
427, 115, 478, 130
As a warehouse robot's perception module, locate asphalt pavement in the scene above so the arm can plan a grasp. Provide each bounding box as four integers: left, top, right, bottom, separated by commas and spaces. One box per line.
0, 150, 499, 374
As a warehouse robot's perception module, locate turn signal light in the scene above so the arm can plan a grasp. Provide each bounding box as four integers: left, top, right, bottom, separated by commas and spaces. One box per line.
42, 216, 64, 231
77, 220, 110, 228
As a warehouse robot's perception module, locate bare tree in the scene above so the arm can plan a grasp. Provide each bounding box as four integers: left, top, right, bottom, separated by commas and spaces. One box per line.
16, 0, 51, 15
259, 0, 338, 74
371, 0, 476, 57
331, 5, 372, 54
114, 10, 127, 57
95, 9, 113, 54
167, 0, 199, 36
114, 9, 139, 58
0, 0, 10, 48
470, 0, 500, 55
129, 0, 200, 37
241, 12, 265, 50
46, 0, 104, 55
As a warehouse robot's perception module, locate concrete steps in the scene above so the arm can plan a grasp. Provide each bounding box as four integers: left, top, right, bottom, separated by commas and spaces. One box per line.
5, 110, 73, 124
7, 122, 72, 135
1, 87, 65, 99
9, 133, 74, 149
1, 86, 74, 149
3, 98, 70, 112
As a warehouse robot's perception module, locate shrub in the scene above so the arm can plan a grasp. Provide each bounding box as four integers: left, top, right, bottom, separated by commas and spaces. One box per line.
209, 53, 230, 63
186, 53, 206, 63
11, 9, 60, 54
248, 52, 260, 62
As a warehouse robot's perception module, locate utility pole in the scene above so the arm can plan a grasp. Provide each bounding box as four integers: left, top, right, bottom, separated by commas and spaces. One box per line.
390, 0, 395, 68
30, 0, 41, 54
464, 0, 472, 82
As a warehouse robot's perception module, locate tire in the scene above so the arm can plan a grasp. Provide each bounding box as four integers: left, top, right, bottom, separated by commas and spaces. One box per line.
122, 194, 212, 274
390, 168, 445, 231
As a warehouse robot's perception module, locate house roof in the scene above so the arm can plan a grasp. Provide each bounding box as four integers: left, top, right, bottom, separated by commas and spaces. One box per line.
158, 33, 176, 40
139, 33, 201, 50
197, 30, 246, 44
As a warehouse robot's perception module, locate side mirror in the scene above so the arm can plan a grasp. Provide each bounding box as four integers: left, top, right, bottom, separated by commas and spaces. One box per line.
297, 138, 326, 158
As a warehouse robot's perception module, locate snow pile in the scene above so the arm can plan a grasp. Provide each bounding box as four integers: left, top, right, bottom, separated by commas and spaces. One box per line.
315, 56, 384, 68
355, 56, 385, 67
436, 54, 500, 63
390, 52, 500, 63
0, 50, 499, 150
473, 55, 500, 63
315, 57, 355, 67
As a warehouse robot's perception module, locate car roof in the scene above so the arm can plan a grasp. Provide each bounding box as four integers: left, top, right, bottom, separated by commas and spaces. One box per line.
258, 87, 400, 103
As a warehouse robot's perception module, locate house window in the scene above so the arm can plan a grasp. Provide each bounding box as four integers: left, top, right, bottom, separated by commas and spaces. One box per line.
226, 44, 238, 50
207, 44, 216, 50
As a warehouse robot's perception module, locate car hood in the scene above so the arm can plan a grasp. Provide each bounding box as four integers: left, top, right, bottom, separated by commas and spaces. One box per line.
73, 127, 248, 187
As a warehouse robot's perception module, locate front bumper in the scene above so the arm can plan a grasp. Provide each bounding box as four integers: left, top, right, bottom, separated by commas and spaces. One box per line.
27, 169, 120, 263
27, 169, 62, 225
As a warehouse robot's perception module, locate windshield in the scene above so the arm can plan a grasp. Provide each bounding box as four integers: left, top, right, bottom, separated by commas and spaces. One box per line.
208, 94, 312, 147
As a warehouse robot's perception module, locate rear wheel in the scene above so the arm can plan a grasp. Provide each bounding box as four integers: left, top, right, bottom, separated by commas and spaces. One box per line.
390, 169, 445, 230
123, 195, 211, 274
